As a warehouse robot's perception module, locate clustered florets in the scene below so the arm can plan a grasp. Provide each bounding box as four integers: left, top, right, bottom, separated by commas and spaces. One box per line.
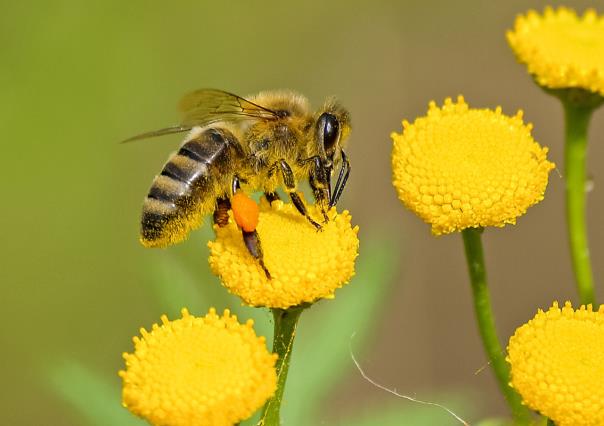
391, 96, 554, 234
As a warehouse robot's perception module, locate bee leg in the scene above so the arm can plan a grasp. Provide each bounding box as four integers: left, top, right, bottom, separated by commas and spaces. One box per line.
231, 175, 241, 195
308, 157, 331, 223
264, 191, 281, 204
213, 197, 231, 227
242, 230, 271, 279
309, 177, 329, 223
230, 179, 271, 279
330, 150, 350, 207
290, 192, 322, 230
274, 159, 322, 230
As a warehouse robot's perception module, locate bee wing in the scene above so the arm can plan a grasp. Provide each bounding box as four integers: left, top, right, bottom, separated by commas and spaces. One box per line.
121, 125, 192, 143
121, 89, 279, 143
179, 88, 280, 126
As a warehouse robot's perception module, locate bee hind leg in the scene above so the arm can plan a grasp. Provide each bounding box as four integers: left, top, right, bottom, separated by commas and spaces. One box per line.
228, 180, 271, 280
242, 230, 271, 279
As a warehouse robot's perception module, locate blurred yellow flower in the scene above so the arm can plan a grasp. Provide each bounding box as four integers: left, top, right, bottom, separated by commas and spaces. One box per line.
120, 308, 277, 426
507, 301, 604, 426
208, 198, 359, 309
391, 96, 554, 235
507, 7, 604, 96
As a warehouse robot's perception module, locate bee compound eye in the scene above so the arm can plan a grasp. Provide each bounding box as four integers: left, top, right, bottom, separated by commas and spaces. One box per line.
320, 113, 339, 151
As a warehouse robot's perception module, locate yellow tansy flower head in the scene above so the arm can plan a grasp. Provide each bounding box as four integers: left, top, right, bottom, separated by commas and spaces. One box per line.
507, 302, 604, 426
391, 96, 555, 235
508, 7, 604, 97
208, 198, 359, 309
119, 308, 277, 426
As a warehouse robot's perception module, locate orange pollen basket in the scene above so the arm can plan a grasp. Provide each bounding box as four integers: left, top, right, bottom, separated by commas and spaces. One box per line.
231, 192, 260, 232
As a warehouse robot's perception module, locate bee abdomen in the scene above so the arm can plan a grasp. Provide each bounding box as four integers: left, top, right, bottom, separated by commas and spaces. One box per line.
178, 129, 231, 168
141, 128, 238, 248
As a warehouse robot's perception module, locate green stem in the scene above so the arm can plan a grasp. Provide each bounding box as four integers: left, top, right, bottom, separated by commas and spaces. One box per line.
564, 101, 596, 306
461, 228, 532, 424
258, 306, 305, 426
546, 418, 556, 426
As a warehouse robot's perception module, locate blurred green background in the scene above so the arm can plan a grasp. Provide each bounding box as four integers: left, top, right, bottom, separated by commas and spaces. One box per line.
3, 0, 604, 425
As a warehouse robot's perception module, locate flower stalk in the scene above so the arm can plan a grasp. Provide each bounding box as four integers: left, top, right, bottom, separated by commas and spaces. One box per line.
259, 305, 306, 426
563, 100, 597, 305
461, 228, 532, 424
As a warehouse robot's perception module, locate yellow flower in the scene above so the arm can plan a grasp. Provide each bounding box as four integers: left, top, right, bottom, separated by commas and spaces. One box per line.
507, 7, 604, 96
208, 198, 359, 309
119, 308, 277, 426
507, 302, 604, 426
391, 96, 555, 235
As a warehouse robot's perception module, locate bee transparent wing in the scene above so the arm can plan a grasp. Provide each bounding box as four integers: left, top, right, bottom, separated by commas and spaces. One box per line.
179, 88, 280, 126
121, 125, 192, 143
122, 89, 279, 143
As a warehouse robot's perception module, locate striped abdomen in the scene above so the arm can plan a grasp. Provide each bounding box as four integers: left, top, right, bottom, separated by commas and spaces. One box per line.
141, 127, 241, 247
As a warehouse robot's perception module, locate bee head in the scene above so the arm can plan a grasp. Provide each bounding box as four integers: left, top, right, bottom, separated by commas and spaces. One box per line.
316, 100, 351, 166
318, 113, 339, 163
314, 101, 351, 207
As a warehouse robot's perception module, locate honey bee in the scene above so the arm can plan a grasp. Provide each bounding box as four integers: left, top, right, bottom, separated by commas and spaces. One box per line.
125, 89, 351, 276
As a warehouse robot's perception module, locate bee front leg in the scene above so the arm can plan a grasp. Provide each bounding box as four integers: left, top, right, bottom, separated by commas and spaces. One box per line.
330, 150, 350, 207
309, 177, 329, 223
307, 156, 331, 223
274, 159, 322, 230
